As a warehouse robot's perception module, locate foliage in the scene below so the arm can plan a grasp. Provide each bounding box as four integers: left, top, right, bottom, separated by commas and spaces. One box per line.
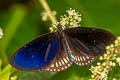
0, 59, 12, 80
0, 0, 120, 80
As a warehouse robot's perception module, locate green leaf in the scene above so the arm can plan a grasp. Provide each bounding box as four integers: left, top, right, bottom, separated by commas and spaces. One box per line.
0, 65, 11, 80
0, 59, 13, 80
0, 59, 2, 72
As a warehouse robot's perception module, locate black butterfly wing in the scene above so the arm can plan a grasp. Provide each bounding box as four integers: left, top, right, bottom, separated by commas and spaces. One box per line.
64, 27, 116, 65
10, 32, 59, 71
65, 36, 96, 66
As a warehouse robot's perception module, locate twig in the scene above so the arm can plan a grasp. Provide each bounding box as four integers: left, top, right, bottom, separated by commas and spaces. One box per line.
39, 0, 57, 23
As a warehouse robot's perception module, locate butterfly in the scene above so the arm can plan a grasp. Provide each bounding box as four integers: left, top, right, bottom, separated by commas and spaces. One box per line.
10, 24, 116, 72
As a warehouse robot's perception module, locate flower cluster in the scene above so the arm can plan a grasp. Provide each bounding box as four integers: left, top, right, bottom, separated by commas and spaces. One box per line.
89, 37, 120, 80
49, 8, 82, 32
60, 8, 82, 29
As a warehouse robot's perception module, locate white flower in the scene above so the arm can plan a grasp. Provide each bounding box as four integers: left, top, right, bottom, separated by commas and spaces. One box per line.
0, 27, 3, 38
100, 71, 108, 80
116, 57, 120, 65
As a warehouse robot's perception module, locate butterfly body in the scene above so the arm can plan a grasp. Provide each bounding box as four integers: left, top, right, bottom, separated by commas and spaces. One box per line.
10, 24, 116, 72
56, 24, 73, 62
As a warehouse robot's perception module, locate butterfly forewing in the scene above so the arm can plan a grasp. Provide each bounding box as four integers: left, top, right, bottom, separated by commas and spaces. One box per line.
10, 33, 59, 71
64, 27, 116, 66
64, 27, 116, 57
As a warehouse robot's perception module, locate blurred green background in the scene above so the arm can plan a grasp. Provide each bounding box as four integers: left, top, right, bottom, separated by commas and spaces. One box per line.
0, 0, 120, 80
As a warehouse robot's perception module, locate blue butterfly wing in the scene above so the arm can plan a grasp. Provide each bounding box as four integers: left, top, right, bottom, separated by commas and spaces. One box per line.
10, 33, 59, 71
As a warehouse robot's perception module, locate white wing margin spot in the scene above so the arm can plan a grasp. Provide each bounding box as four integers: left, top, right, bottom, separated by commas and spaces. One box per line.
72, 55, 96, 66
44, 56, 72, 72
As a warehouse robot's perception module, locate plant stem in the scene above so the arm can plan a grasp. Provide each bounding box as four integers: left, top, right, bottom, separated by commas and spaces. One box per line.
39, 0, 57, 23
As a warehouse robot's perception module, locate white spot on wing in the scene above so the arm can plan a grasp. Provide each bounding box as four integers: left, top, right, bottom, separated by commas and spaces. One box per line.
71, 55, 74, 58
82, 56, 86, 60
61, 59, 65, 65
88, 61, 91, 63
86, 56, 89, 59
50, 69, 52, 71
68, 64, 70, 67
51, 64, 54, 67
56, 62, 58, 67
78, 57, 80, 61
32, 55, 34, 58
82, 63, 84, 65
80, 56, 83, 61
58, 61, 62, 66
65, 66, 67, 69
63, 58, 68, 63
75, 56, 77, 61
66, 57, 69, 61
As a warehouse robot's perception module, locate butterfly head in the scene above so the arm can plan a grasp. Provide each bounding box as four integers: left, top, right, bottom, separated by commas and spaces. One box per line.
57, 24, 63, 32
56, 24, 65, 39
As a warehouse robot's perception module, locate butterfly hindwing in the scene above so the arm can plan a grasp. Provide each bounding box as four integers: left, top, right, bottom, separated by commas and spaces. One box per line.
10, 33, 59, 71
64, 36, 95, 66
42, 39, 72, 72
71, 43, 96, 66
